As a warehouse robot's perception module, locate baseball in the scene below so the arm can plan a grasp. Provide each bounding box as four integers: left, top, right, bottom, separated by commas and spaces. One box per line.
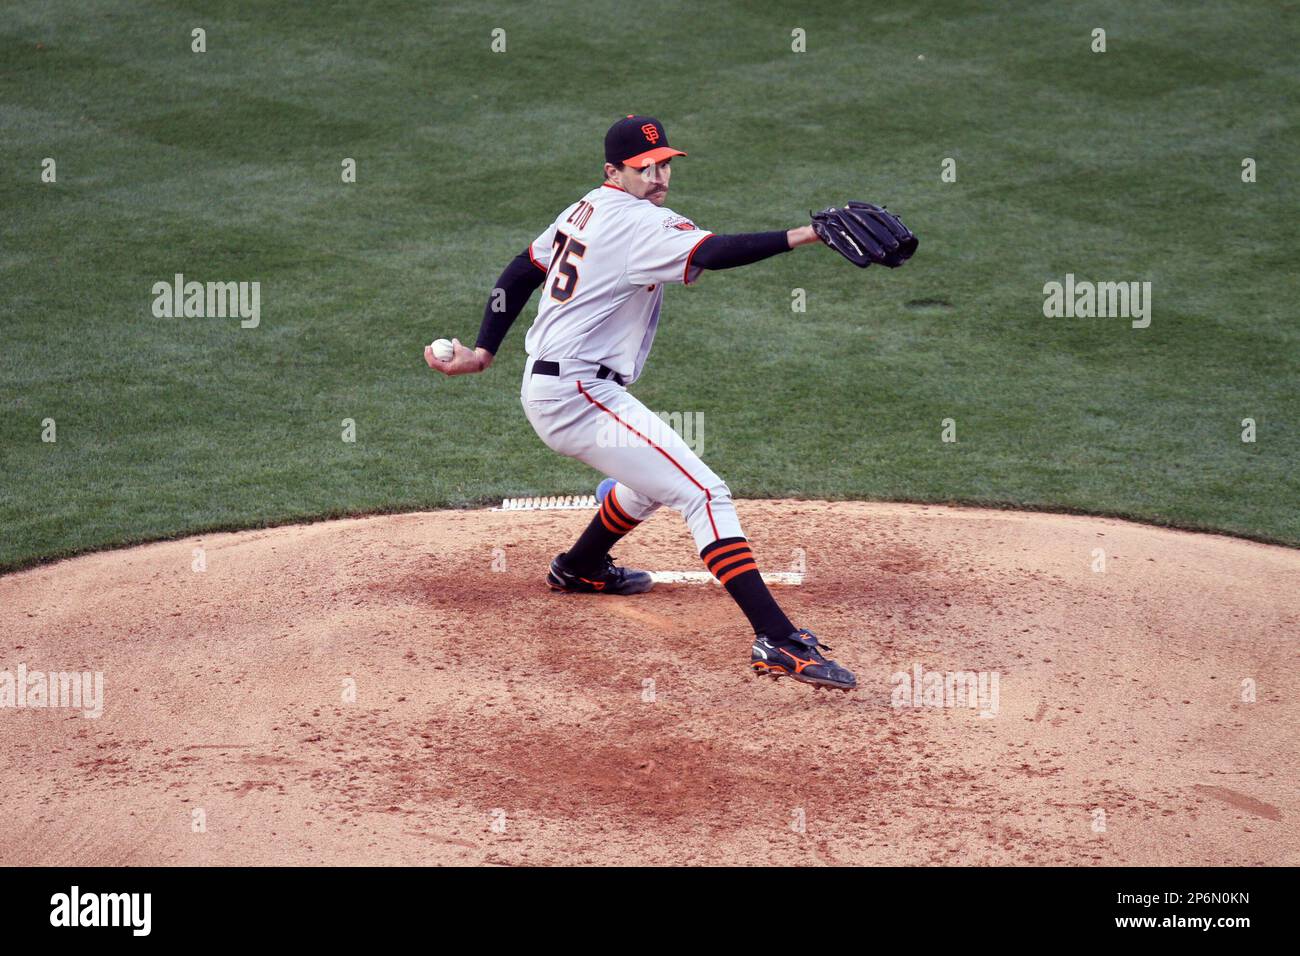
430, 338, 454, 362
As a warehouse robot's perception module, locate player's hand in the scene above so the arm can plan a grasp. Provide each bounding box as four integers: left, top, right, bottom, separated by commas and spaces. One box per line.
424, 338, 493, 376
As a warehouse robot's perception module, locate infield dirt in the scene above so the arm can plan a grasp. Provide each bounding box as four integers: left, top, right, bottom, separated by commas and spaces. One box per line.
1, 501, 1295, 865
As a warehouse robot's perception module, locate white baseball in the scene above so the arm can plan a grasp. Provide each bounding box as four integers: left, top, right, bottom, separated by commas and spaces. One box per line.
430, 338, 454, 362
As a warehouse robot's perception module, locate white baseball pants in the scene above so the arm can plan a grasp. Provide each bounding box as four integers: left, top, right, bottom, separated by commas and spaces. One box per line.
520, 358, 743, 552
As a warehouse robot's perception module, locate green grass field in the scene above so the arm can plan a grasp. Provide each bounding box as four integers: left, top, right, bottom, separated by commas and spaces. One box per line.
2, 0, 1297, 572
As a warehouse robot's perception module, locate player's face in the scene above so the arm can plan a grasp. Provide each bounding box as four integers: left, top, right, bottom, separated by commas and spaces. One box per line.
612, 158, 672, 205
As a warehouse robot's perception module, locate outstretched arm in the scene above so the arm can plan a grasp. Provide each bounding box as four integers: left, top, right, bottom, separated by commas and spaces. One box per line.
424, 249, 546, 376
689, 226, 820, 272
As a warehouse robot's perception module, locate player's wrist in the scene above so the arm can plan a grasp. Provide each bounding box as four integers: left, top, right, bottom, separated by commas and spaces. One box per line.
474, 347, 494, 371
788, 225, 819, 248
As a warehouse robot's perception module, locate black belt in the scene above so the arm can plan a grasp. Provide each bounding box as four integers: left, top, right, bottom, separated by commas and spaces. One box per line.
531, 360, 625, 386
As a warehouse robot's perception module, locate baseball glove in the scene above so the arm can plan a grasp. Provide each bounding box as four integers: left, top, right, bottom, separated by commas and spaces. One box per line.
811, 201, 917, 268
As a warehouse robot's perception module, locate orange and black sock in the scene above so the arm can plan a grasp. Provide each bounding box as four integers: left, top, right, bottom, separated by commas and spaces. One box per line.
701, 536, 794, 638
563, 486, 642, 575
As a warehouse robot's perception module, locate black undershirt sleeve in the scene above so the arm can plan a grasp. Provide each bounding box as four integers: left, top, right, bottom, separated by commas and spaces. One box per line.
474, 250, 547, 355
690, 230, 792, 271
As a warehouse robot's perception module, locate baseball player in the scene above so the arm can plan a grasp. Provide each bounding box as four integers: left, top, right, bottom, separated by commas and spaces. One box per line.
426, 115, 915, 693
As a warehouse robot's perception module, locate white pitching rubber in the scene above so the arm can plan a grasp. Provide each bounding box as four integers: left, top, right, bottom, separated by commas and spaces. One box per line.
494, 495, 599, 511
649, 571, 804, 586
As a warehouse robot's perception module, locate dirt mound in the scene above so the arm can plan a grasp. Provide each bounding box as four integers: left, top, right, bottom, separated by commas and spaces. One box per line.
1, 501, 1296, 865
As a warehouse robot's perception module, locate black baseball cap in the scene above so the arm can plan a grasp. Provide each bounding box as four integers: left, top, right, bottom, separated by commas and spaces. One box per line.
605, 115, 687, 168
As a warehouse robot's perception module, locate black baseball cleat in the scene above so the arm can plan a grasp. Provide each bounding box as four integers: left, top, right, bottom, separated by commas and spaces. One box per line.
751, 628, 857, 691
546, 553, 654, 596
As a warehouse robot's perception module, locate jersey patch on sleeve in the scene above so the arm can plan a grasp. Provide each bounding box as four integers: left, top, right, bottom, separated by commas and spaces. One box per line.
662, 215, 697, 231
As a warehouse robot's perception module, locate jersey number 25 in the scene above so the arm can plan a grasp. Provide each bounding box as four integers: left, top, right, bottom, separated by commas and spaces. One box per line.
549, 231, 586, 303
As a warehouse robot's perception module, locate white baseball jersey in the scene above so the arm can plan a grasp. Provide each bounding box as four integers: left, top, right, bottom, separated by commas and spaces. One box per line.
522, 182, 713, 385
518, 182, 744, 553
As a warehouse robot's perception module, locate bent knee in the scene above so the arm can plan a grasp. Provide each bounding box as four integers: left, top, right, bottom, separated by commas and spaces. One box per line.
684, 477, 731, 513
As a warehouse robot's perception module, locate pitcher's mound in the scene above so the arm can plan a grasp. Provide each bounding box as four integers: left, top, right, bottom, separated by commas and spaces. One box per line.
1, 500, 1296, 866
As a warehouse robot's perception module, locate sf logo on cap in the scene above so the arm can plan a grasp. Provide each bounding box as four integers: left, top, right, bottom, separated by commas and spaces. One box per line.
641, 123, 660, 144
